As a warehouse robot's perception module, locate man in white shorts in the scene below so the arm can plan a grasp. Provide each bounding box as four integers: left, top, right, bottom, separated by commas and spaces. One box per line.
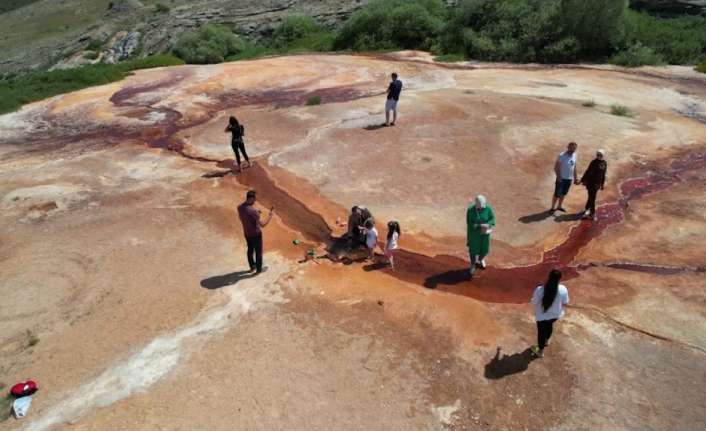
385, 72, 403, 127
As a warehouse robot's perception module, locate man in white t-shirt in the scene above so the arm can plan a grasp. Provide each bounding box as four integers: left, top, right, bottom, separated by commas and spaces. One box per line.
550, 142, 579, 213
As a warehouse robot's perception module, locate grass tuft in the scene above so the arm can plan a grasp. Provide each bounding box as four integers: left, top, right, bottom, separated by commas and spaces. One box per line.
610, 104, 634, 117
582, 99, 596, 108
26, 330, 39, 348
305, 95, 321, 106
696, 61, 706, 74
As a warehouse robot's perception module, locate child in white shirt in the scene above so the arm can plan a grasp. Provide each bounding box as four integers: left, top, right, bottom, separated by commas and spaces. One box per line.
385, 221, 401, 270
364, 218, 378, 260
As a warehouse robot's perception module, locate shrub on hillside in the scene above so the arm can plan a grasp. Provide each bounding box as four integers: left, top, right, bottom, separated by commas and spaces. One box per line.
622, 10, 706, 64
154, 3, 170, 14
272, 16, 323, 47
610, 42, 664, 67
334, 0, 446, 51
440, 0, 627, 63
173, 25, 247, 64
696, 60, 706, 73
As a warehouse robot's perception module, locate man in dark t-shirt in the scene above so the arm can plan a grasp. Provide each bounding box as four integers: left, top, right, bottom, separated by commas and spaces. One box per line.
237, 190, 274, 273
385, 72, 403, 127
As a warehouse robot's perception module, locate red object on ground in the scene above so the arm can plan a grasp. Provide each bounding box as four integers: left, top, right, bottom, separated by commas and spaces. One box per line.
10, 380, 38, 398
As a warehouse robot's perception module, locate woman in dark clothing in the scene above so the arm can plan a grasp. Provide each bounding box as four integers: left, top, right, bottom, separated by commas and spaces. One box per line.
225, 115, 250, 172
580, 149, 607, 221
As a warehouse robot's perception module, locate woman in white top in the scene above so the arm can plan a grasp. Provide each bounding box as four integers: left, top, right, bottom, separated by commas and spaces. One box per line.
530, 269, 569, 358
385, 221, 401, 270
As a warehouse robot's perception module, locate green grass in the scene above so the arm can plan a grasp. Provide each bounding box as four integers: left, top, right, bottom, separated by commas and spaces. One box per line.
305, 96, 322, 106
582, 99, 596, 107
610, 104, 634, 117
0, 54, 184, 115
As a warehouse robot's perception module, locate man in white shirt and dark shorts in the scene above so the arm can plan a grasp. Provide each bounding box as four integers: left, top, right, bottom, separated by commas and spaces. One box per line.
550, 142, 579, 213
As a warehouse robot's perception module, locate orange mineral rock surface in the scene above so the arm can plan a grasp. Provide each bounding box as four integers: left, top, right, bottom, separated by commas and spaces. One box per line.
0, 52, 705, 430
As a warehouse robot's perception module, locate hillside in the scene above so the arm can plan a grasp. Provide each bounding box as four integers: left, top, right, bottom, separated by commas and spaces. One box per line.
0, 0, 365, 74
1, 0, 704, 75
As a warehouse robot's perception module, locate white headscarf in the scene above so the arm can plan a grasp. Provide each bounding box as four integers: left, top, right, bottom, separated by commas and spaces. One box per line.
475, 195, 487, 209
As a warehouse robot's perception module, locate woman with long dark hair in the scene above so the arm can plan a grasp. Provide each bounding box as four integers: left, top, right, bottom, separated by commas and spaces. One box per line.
530, 269, 570, 358
225, 115, 250, 172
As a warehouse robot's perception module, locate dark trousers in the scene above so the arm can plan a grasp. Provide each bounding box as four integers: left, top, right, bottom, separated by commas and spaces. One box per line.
585, 186, 599, 215
231, 138, 249, 166
245, 235, 263, 271
536, 319, 557, 350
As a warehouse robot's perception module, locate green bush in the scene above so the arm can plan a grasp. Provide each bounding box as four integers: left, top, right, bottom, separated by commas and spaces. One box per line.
623, 10, 706, 64
441, 0, 628, 63
610, 104, 634, 117
335, 0, 446, 51
154, 3, 170, 13
610, 42, 664, 67
0, 54, 184, 115
696, 60, 706, 73
306, 95, 321, 106
272, 16, 324, 48
86, 38, 103, 51
173, 25, 247, 64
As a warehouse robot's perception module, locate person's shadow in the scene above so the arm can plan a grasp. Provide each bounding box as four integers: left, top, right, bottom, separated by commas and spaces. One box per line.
363, 123, 387, 131
200, 270, 256, 290
423, 269, 470, 289
554, 212, 584, 223
484, 347, 535, 379
518, 210, 554, 224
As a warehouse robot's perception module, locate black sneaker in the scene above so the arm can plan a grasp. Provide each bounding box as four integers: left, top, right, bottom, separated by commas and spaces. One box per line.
556, 207, 567, 213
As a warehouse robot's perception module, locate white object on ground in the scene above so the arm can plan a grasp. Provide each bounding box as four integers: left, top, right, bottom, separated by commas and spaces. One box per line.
12, 396, 33, 419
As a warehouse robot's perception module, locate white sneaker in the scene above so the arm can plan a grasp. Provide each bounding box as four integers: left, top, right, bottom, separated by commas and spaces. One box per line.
480, 259, 487, 269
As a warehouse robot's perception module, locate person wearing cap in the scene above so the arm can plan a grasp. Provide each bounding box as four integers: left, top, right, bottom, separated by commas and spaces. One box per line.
466, 195, 496, 278
580, 149, 608, 221
237, 190, 274, 273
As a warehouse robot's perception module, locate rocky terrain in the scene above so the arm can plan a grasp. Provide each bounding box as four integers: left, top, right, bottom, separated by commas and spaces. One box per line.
0, 51, 704, 430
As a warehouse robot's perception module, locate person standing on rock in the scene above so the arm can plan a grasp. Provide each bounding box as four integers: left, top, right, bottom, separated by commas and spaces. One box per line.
385, 72, 403, 127
530, 269, 569, 358
225, 115, 251, 173
580, 149, 608, 221
237, 190, 274, 274
550, 142, 579, 213
466, 195, 495, 278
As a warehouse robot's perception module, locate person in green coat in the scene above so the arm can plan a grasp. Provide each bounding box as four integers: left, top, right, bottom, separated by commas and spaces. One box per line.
466, 195, 496, 278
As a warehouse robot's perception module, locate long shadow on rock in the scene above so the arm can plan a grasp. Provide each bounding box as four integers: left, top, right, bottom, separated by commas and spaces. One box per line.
423, 268, 470, 289
200, 270, 256, 289
363, 123, 388, 131
518, 210, 554, 224
484, 347, 535, 379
